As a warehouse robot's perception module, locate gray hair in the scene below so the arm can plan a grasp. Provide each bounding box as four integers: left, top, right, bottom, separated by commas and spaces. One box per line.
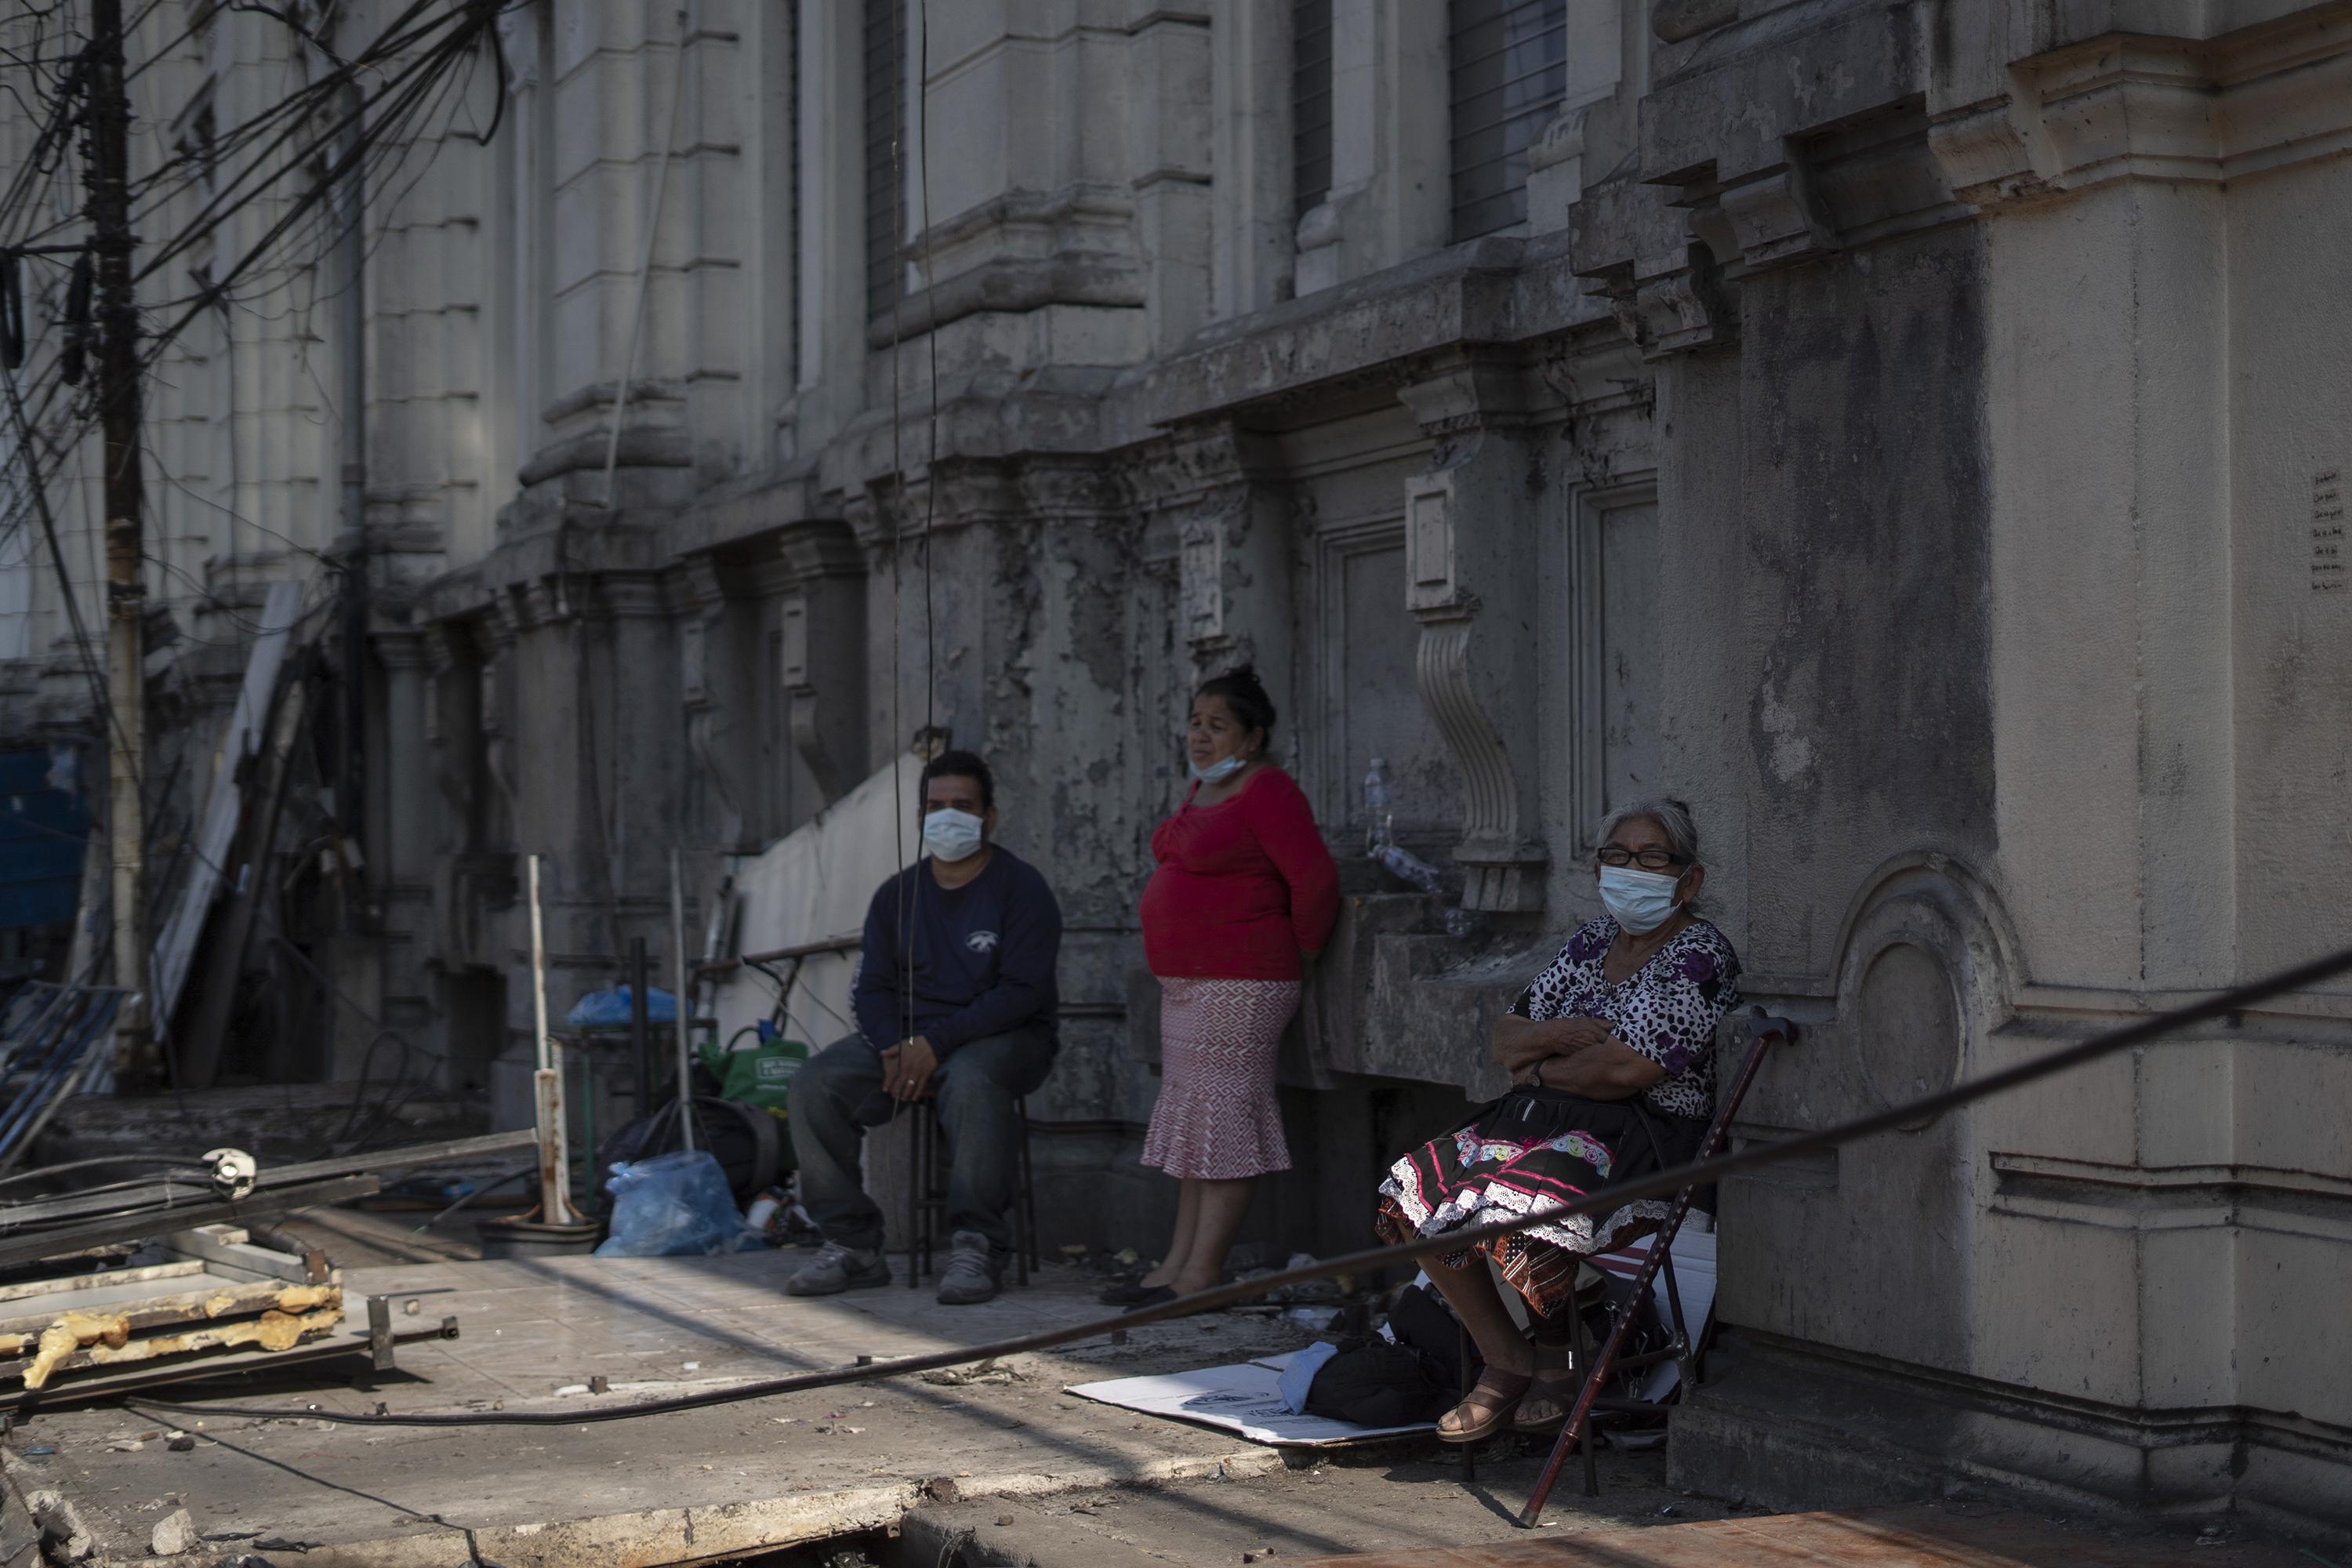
1592, 797, 1700, 866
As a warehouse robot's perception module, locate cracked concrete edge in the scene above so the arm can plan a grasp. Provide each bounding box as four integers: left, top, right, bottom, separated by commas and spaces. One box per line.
0, 1464, 42, 1568
135, 1447, 1289, 1568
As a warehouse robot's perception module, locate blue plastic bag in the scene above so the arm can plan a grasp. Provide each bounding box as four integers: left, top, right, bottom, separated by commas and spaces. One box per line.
593, 1150, 746, 1257
564, 985, 677, 1027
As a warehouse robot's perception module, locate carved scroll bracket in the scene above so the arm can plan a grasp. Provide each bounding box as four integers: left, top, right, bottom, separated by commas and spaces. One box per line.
1399, 365, 1550, 913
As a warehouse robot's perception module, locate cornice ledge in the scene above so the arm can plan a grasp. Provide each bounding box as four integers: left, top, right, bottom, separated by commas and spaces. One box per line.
1931, 8, 2352, 209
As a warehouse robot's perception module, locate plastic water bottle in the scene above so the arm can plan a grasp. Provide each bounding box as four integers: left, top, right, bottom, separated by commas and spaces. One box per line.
1363, 758, 1391, 853
1377, 841, 1445, 896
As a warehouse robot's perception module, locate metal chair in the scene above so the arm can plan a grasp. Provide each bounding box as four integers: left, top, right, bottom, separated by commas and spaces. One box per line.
1516, 1006, 1797, 1525
904, 1094, 1040, 1288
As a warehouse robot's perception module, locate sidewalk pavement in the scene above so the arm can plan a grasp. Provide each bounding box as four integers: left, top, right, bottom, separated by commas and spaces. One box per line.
5, 1250, 1305, 1566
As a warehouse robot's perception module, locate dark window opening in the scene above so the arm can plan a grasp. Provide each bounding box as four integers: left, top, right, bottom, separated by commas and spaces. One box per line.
1448, 0, 1566, 241
1292, 0, 1333, 220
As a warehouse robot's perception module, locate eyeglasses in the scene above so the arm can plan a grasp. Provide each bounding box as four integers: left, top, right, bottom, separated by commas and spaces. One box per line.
1597, 847, 1689, 871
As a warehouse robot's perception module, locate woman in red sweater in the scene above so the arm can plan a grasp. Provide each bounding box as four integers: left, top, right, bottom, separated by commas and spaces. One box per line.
1105, 666, 1340, 1310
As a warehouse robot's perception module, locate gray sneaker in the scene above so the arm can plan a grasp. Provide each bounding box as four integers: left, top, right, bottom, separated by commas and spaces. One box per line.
786, 1240, 892, 1296
935, 1229, 1001, 1305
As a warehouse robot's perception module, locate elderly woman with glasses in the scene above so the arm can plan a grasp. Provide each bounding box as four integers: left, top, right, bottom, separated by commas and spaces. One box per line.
1373, 798, 1741, 1443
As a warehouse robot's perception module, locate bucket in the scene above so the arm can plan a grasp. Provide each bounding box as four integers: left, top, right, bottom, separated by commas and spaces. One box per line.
477, 1214, 602, 1258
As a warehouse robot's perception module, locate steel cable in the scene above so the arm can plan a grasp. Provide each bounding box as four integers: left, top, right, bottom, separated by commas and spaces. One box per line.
118, 939, 2352, 1429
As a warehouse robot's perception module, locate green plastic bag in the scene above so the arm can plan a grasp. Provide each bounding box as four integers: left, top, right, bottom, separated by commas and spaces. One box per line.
700, 1024, 809, 1116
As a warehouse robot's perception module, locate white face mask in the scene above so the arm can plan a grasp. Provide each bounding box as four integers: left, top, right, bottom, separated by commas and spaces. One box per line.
1188, 752, 1247, 786
922, 808, 985, 864
1598, 865, 1682, 935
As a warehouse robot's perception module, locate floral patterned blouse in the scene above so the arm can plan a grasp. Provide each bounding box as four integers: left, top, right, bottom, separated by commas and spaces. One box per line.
1515, 916, 1742, 1120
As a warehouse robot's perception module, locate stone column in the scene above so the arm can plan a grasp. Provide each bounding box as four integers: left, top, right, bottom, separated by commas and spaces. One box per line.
593, 570, 684, 902
373, 630, 434, 890
422, 622, 482, 858
1398, 357, 1548, 913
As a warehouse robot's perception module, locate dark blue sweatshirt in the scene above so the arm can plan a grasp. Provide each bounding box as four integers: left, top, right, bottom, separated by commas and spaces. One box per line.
851, 848, 1062, 1057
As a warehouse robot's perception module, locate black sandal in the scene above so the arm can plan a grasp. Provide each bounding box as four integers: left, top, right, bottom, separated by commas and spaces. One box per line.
1436, 1367, 1534, 1444
1097, 1279, 1156, 1305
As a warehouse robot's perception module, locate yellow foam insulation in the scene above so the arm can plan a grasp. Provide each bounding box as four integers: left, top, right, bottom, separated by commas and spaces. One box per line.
13, 1286, 344, 1391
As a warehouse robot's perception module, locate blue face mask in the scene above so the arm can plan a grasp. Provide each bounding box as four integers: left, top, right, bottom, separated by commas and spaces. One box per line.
1598, 865, 1682, 935
922, 808, 985, 864
1189, 752, 1247, 786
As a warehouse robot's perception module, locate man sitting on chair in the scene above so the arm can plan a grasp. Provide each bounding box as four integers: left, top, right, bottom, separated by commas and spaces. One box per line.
786, 750, 1062, 1305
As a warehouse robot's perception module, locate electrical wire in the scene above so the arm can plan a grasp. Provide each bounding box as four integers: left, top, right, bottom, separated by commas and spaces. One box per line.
412, 1165, 535, 1236
115, 940, 2352, 1429
0, 1155, 209, 1192
267, 936, 448, 1152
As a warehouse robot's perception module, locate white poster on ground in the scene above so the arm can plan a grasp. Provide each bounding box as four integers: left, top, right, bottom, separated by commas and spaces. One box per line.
1065, 1356, 1433, 1448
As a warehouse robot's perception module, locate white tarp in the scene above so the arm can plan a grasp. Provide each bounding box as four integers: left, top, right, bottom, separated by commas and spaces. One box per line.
1065, 1352, 1433, 1448
706, 753, 923, 1057
1072, 1228, 1719, 1448
1592, 1226, 1717, 1400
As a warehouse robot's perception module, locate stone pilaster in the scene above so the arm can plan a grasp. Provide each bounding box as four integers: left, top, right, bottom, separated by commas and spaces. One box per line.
1157, 424, 1293, 703
1397, 357, 1548, 913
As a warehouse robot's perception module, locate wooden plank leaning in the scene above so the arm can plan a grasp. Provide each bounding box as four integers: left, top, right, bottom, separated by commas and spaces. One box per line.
147, 578, 307, 1073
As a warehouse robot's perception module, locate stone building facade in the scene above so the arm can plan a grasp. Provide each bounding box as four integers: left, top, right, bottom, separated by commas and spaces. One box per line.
3, 0, 2350, 1538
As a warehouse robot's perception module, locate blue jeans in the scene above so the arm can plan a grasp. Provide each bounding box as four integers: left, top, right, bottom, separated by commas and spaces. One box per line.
786, 1026, 1055, 1258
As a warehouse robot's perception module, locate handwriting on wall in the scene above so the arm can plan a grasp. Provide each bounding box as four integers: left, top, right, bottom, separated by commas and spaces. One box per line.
2316, 470, 2346, 593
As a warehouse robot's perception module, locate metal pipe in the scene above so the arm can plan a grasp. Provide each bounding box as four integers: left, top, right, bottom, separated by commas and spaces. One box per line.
670, 850, 693, 1151
526, 855, 575, 1220
692, 931, 861, 976
0, 1128, 540, 1232
630, 936, 652, 1120
0, 1174, 383, 1271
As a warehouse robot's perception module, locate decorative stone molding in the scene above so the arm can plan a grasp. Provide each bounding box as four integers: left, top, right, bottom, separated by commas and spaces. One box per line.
1717, 157, 1838, 270
776, 519, 868, 805
1632, 240, 1738, 358
1929, 17, 2352, 211
1129, 423, 1290, 681
1651, 0, 1735, 45
1572, 176, 1739, 362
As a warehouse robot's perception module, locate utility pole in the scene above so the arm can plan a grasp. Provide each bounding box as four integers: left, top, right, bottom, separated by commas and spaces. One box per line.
85, 0, 150, 1075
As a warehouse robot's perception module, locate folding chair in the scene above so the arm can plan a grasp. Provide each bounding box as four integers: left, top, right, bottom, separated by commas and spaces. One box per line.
905, 1094, 1040, 1288
1517, 1005, 1798, 1526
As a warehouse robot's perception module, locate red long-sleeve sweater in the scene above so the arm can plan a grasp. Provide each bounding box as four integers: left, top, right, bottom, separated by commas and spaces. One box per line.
1141, 766, 1341, 981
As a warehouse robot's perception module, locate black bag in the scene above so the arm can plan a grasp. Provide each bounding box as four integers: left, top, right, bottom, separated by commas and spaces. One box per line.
1385, 1282, 1481, 1389
598, 1094, 783, 1206
1304, 1338, 1455, 1427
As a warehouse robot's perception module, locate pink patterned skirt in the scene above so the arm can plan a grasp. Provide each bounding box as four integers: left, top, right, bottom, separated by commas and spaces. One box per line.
1141, 977, 1302, 1180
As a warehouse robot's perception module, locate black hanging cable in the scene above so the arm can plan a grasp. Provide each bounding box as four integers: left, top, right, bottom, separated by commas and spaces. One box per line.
115, 941, 2352, 1429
